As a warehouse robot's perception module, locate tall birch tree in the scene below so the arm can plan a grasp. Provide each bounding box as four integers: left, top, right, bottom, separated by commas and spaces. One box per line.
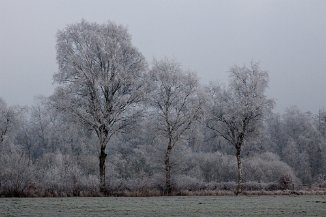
207, 62, 273, 195
148, 59, 202, 194
52, 20, 147, 192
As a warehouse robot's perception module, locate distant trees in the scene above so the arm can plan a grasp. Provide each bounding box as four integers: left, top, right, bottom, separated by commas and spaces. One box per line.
0, 98, 21, 146
277, 107, 322, 184
0, 98, 33, 196
148, 59, 203, 194
206, 63, 273, 194
52, 20, 147, 192
2, 20, 326, 196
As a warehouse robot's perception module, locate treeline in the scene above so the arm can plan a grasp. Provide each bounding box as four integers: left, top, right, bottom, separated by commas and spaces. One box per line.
1, 20, 326, 196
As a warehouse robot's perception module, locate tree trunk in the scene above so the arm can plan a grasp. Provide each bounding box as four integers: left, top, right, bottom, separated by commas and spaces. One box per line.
164, 144, 172, 194
235, 147, 242, 195
99, 146, 107, 193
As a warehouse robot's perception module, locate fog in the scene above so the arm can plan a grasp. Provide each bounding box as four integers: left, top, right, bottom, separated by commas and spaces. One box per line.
1, 0, 326, 112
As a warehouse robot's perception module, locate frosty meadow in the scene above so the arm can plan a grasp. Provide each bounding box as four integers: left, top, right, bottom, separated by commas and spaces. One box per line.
1, 196, 326, 217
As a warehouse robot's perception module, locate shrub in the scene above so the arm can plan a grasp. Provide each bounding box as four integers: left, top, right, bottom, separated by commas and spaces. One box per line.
279, 174, 293, 190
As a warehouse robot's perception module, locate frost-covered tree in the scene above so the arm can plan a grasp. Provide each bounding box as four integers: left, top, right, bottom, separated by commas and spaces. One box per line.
281, 107, 322, 183
0, 98, 21, 146
0, 146, 35, 196
206, 62, 273, 194
264, 113, 287, 155
148, 59, 203, 194
51, 20, 147, 192
0, 98, 33, 195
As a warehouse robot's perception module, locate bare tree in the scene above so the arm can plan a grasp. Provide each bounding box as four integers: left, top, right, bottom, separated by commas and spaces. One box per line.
206, 62, 273, 195
148, 59, 203, 194
52, 20, 147, 192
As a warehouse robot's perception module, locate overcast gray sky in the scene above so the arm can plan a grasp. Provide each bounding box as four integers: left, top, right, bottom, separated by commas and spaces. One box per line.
0, 0, 325, 112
